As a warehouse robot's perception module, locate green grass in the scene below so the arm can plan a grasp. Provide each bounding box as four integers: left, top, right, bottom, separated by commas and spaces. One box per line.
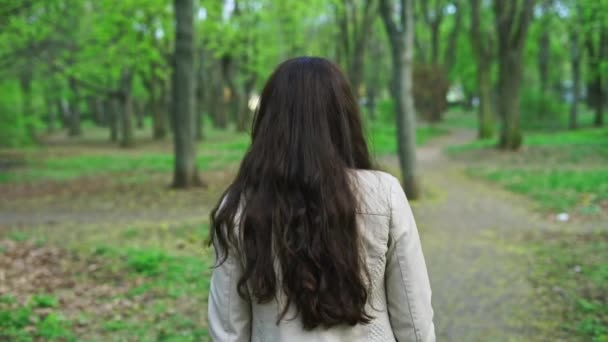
0, 130, 249, 184
96, 246, 212, 340
0, 294, 75, 341
1, 119, 449, 184
0, 237, 213, 341
367, 121, 448, 155
447, 127, 608, 154
449, 127, 608, 215
469, 168, 608, 214
527, 231, 608, 341
441, 109, 479, 129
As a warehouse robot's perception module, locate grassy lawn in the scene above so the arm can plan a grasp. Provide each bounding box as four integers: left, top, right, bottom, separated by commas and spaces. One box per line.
448, 127, 608, 216
0, 128, 249, 184
526, 231, 608, 341
367, 120, 448, 155
0, 121, 447, 185
0, 224, 214, 341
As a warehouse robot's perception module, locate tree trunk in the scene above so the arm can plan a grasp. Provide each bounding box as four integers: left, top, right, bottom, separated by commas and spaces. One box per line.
569, 30, 581, 130
477, 61, 494, 138
392, 51, 420, 199
349, 44, 366, 97
380, 0, 420, 199
19, 68, 34, 138
207, 58, 228, 129
221, 55, 244, 130
58, 99, 70, 129
471, 0, 496, 139
195, 48, 205, 141
108, 99, 120, 143
497, 51, 523, 149
430, 23, 440, 65
493, 0, 534, 150
591, 80, 604, 127
593, 26, 607, 127
44, 93, 56, 133
134, 100, 144, 129
119, 70, 135, 148
585, 59, 604, 127
538, 0, 551, 96
172, 0, 201, 188
88, 97, 101, 126
365, 31, 383, 120
149, 81, 168, 139
67, 78, 82, 137
443, 1, 463, 75
538, 31, 550, 95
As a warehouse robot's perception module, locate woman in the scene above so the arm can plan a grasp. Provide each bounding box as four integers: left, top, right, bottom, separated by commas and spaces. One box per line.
208, 57, 434, 342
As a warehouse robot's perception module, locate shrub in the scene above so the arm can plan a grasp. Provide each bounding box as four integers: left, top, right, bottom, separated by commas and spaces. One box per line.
520, 88, 568, 130
413, 64, 450, 122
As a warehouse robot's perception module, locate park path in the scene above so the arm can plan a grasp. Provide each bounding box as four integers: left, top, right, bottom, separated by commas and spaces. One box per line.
383, 130, 548, 341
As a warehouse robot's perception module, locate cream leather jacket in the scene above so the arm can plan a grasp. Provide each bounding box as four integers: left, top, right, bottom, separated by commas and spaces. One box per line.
208, 170, 435, 342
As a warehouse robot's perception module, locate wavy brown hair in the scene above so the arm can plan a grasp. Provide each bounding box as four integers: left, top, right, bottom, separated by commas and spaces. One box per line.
210, 57, 374, 330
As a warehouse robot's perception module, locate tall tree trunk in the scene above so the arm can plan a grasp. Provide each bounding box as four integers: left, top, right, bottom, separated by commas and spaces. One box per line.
497, 51, 523, 148
349, 44, 366, 97
58, 99, 70, 129
108, 99, 120, 142
119, 69, 135, 148
443, 1, 463, 75
172, 0, 201, 188
44, 93, 56, 133
591, 80, 604, 127
593, 26, 607, 127
149, 81, 168, 139
347, 0, 377, 97
493, 0, 534, 150
477, 62, 494, 138
195, 48, 205, 141
569, 29, 581, 130
538, 0, 551, 96
380, 0, 420, 199
134, 100, 144, 129
221, 55, 244, 130
470, 0, 495, 139
430, 23, 440, 65
19, 68, 34, 138
88, 97, 101, 126
67, 77, 82, 137
96, 97, 105, 126
206, 59, 227, 129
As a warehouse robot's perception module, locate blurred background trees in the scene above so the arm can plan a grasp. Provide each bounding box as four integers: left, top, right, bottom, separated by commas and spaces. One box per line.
0, 0, 606, 190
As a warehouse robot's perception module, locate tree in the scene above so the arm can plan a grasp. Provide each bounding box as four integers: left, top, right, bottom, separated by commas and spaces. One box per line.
335, 0, 378, 96
470, 0, 495, 138
493, 0, 535, 150
380, 0, 420, 199
583, 1, 607, 127
568, 2, 583, 130
418, 0, 462, 71
172, 0, 201, 188
413, 0, 463, 122
537, 0, 553, 96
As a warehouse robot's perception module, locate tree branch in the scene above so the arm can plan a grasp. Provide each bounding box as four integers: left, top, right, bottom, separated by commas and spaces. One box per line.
379, 0, 400, 39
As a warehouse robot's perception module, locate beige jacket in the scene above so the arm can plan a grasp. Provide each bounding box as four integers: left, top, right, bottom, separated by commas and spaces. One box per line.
208, 170, 435, 342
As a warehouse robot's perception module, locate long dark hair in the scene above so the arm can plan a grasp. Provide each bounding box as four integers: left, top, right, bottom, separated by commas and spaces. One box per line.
210, 57, 374, 330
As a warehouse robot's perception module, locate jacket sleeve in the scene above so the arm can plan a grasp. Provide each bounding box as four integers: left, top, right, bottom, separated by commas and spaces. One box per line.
385, 176, 435, 342
208, 245, 252, 342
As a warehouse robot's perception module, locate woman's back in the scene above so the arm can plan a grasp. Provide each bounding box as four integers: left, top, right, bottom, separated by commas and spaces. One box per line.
208, 170, 434, 341
207, 57, 434, 341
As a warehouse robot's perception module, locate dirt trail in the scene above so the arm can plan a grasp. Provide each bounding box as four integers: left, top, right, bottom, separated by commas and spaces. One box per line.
383, 130, 551, 341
